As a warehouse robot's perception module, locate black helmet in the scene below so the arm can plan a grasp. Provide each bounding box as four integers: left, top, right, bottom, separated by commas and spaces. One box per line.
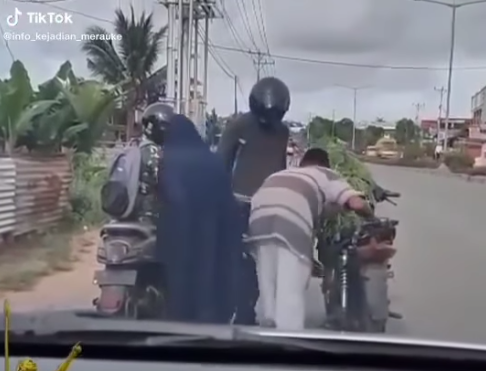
249, 77, 290, 127
141, 102, 174, 145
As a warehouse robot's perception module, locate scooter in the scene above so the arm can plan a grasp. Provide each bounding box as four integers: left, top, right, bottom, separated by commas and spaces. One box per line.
92, 221, 165, 319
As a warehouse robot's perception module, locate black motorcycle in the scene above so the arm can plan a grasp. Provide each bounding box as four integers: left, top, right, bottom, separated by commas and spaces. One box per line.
319, 185, 401, 333
92, 222, 165, 319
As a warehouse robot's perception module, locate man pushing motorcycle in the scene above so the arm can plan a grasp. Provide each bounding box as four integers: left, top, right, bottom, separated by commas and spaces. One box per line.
247, 147, 374, 330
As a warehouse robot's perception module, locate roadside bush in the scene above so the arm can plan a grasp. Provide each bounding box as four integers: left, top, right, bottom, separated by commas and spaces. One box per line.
69, 152, 108, 226
443, 152, 473, 172
402, 143, 425, 160
358, 155, 439, 169
423, 143, 436, 158
465, 167, 486, 176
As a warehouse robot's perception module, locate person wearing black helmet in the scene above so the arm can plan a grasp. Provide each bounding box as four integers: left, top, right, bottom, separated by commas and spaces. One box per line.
217, 77, 290, 325
218, 77, 290, 195
137, 102, 174, 222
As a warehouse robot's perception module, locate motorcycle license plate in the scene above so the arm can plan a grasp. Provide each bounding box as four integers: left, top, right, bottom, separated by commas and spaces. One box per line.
94, 270, 137, 286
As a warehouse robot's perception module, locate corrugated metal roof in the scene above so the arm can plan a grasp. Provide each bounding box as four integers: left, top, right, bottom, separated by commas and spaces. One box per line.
0, 157, 16, 235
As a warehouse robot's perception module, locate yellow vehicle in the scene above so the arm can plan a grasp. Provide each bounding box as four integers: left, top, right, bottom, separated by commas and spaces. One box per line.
375, 137, 399, 159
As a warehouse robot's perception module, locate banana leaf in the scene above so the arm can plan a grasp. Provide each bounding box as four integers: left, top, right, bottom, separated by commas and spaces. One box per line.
315, 137, 374, 241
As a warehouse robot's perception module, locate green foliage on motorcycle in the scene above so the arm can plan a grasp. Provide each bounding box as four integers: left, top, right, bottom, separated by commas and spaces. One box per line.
314, 137, 375, 241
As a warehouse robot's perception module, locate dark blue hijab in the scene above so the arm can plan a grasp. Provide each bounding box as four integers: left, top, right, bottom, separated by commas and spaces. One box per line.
157, 114, 244, 324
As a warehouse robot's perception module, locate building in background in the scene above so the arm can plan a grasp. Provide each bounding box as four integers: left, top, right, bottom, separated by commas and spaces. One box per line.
470, 87, 486, 141
360, 119, 396, 138
420, 118, 470, 142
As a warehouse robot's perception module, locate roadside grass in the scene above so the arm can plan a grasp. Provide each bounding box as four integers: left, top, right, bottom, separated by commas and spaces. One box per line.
0, 225, 95, 292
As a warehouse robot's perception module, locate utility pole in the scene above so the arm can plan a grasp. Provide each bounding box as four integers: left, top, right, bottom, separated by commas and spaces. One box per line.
306, 112, 313, 144
434, 86, 447, 142
414, 0, 486, 150
255, 51, 274, 81
161, 0, 220, 137
334, 85, 371, 151
352, 88, 358, 150
234, 76, 238, 115
412, 102, 425, 143
331, 109, 336, 137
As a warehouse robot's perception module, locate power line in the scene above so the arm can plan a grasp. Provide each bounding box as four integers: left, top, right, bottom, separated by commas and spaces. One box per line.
250, 0, 266, 50
209, 44, 486, 71
197, 25, 245, 99
234, 0, 259, 52
16, 1, 486, 72
218, 1, 255, 65
251, 0, 275, 75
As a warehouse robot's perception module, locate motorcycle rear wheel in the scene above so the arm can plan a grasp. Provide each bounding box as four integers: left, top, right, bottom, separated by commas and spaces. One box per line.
321, 269, 387, 333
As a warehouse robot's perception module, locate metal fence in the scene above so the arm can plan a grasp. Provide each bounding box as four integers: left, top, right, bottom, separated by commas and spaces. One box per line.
0, 158, 16, 235
0, 155, 72, 239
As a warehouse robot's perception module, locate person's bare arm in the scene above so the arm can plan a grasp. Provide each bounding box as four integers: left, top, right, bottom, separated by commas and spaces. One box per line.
217, 120, 241, 172
316, 167, 373, 217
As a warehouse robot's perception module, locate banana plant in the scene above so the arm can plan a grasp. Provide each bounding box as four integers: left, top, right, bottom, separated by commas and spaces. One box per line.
0, 61, 58, 153
56, 79, 117, 153
2, 60, 117, 154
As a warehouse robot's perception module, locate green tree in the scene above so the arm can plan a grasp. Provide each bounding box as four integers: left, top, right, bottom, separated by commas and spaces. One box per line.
395, 118, 420, 145
81, 7, 167, 138
364, 125, 384, 146
334, 118, 353, 143
0, 60, 116, 154
0, 61, 58, 153
308, 116, 334, 141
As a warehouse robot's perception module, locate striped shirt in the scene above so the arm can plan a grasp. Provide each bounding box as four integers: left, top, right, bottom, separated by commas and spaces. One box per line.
247, 166, 360, 263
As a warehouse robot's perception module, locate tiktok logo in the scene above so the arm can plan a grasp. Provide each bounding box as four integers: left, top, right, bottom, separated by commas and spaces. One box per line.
6, 8, 22, 27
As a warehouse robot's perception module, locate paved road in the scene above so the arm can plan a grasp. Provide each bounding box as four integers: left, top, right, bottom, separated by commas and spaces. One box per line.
304, 164, 486, 344
8, 163, 486, 345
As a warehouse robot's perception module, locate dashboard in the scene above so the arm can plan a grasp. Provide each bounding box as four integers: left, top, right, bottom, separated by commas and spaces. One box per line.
1, 358, 364, 371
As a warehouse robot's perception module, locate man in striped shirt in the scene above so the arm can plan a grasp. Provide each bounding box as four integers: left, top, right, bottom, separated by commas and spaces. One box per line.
247, 148, 372, 330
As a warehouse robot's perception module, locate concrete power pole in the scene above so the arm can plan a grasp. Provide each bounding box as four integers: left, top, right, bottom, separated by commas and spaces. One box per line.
255, 51, 274, 81
161, 0, 220, 137
412, 102, 425, 142
434, 86, 447, 142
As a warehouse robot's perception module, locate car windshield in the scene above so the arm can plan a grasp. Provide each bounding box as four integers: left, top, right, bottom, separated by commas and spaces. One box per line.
1, 0, 486, 355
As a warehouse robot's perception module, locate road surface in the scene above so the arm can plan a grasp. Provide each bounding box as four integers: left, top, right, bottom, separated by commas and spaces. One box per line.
4, 163, 486, 345
305, 164, 486, 344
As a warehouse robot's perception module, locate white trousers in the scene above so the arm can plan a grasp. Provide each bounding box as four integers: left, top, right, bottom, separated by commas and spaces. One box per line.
255, 242, 311, 330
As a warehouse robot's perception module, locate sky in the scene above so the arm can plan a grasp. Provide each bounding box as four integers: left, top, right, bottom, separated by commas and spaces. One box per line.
2, 0, 486, 123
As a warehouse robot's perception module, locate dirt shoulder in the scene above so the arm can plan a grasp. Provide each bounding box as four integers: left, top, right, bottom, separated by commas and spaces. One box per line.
0, 229, 101, 312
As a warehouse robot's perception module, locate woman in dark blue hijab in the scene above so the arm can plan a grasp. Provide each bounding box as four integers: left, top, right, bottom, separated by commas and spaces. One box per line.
157, 114, 244, 324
